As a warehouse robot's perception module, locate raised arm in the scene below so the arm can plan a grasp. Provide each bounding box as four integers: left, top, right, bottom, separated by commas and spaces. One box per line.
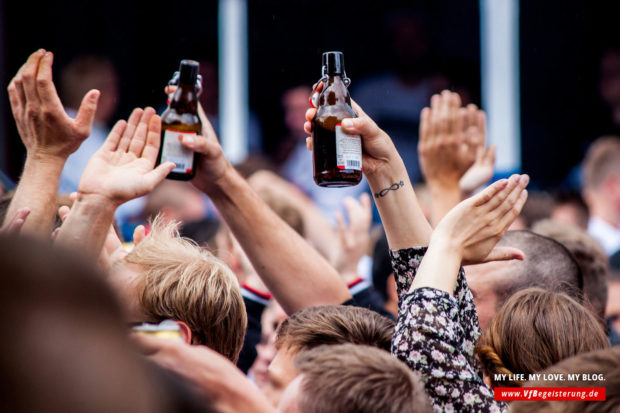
304, 90, 432, 250
180, 108, 350, 315
418, 90, 488, 226
5, 49, 99, 236
55, 108, 174, 257
392, 174, 528, 413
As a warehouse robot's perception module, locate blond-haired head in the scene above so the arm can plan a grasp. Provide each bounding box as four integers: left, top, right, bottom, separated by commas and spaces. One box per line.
124, 216, 247, 362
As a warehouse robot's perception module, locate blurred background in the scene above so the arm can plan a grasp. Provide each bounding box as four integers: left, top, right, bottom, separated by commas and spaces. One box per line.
1, 0, 620, 190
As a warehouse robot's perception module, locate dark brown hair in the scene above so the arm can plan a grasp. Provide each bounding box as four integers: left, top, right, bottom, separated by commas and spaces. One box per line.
276, 305, 394, 353
294, 344, 431, 413
475, 288, 609, 388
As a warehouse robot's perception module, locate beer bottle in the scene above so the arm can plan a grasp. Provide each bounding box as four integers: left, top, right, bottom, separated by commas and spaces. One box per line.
157, 60, 201, 181
312, 51, 362, 187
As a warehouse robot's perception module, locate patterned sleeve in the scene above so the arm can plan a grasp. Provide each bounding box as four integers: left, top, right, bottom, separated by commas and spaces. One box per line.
389, 247, 480, 366
389, 247, 506, 413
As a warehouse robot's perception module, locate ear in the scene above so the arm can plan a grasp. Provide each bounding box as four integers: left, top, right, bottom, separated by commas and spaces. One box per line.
174, 320, 193, 345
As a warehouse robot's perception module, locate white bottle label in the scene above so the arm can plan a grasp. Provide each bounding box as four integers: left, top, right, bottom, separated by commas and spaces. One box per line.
161, 129, 196, 174
335, 124, 362, 170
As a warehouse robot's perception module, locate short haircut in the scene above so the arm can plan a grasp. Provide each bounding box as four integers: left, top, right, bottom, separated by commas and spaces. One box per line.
582, 135, 620, 189
510, 347, 620, 413
532, 219, 609, 323
124, 217, 247, 362
275, 305, 394, 353
475, 288, 609, 388
492, 230, 583, 305
0, 235, 168, 413
294, 344, 432, 413
551, 189, 590, 229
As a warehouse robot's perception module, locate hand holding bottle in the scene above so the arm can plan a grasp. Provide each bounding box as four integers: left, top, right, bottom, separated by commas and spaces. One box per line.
304, 90, 402, 180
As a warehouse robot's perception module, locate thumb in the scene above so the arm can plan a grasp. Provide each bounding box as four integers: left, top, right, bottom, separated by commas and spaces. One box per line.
144, 162, 175, 189
74, 89, 100, 136
483, 246, 525, 263
340, 116, 380, 137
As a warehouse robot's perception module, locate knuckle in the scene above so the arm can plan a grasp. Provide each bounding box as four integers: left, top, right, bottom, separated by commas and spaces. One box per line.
25, 105, 38, 119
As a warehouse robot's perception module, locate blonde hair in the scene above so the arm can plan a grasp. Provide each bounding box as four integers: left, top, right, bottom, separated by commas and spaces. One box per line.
124, 216, 247, 362
582, 135, 620, 189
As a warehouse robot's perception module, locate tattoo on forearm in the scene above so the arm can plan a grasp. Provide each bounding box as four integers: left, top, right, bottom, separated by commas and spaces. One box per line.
374, 181, 405, 198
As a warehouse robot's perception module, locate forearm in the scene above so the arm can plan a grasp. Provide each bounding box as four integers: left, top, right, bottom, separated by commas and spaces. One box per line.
367, 158, 432, 250
55, 193, 116, 258
5, 154, 64, 236
410, 240, 461, 296
428, 183, 462, 227
207, 166, 351, 315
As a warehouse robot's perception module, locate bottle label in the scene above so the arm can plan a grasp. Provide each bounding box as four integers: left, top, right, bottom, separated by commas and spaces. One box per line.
161, 129, 196, 174
335, 124, 362, 170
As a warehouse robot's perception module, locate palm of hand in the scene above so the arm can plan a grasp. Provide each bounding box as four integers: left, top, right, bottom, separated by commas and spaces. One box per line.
79, 149, 155, 205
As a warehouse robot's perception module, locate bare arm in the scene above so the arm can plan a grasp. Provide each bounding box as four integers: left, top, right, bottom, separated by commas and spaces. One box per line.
5, 49, 99, 236
180, 110, 350, 315
304, 95, 433, 250
418, 91, 487, 226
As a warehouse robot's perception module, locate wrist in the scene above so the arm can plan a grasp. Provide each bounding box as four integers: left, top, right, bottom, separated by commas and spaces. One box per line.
366, 158, 407, 193
198, 162, 238, 198
24, 153, 66, 173
74, 191, 119, 212
427, 179, 461, 195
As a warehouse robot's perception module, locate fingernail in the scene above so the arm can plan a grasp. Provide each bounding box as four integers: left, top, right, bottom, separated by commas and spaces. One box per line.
520, 174, 530, 185
184, 136, 194, 146
510, 174, 519, 183
342, 119, 353, 128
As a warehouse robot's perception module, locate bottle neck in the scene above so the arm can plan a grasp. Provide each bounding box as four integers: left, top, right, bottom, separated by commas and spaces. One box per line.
170, 82, 198, 113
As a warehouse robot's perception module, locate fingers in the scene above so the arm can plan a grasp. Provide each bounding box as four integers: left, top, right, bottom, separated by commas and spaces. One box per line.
304, 107, 316, 135
20, 49, 46, 107
419, 107, 431, 144
477, 110, 487, 147
7, 80, 24, 128
36, 51, 64, 113
498, 187, 528, 230
477, 174, 520, 210
306, 136, 313, 151
141, 114, 163, 161
0, 207, 31, 235
74, 89, 100, 137
473, 178, 508, 207
483, 144, 496, 166
491, 174, 529, 219
128, 107, 156, 156
144, 162, 176, 190
484, 246, 525, 262
340, 114, 380, 137
133, 225, 146, 246
103, 120, 128, 151
117, 108, 145, 152
58, 205, 71, 222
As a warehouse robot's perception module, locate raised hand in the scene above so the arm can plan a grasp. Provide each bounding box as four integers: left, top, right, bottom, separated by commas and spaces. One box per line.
459, 145, 496, 195
412, 174, 529, 295
434, 174, 529, 265
77, 107, 175, 206
332, 194, 372, 284
7, 49, 99, 159
0, 207, 30, 235
304, 82, 400, 178
418, 90, 486, 189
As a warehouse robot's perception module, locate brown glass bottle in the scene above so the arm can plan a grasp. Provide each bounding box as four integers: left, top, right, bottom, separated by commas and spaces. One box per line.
157, 60, 201, 181
312, 51, 362, 187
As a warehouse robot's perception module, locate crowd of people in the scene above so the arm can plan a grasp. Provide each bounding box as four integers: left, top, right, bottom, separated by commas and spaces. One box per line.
1, 48, 619, 412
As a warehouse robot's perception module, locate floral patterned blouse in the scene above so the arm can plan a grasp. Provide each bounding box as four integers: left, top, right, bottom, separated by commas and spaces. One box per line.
390, 247, 507, 413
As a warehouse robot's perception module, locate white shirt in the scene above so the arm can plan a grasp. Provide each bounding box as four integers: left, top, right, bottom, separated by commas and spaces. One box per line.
588, 216, 620, 256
